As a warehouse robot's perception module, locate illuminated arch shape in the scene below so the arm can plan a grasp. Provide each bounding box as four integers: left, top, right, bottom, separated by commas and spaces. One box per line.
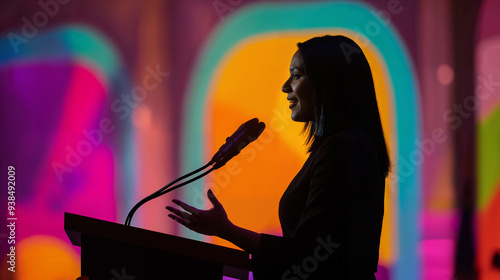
183, 2, 420, 279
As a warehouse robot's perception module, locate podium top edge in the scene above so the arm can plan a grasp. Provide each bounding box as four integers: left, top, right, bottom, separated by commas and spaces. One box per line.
64, 212, 251, 270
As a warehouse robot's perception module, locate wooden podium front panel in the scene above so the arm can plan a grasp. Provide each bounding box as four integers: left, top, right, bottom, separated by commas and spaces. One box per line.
81, 234, 222, 279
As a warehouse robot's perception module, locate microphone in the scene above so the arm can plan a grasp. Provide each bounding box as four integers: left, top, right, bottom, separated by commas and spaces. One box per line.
211, 118, 266, 169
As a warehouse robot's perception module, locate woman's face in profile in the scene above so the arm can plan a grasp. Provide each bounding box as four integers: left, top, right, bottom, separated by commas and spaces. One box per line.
282, 50, 315, 122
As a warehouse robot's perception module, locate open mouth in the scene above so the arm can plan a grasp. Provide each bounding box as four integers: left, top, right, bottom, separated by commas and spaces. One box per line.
288, 98, 298, 108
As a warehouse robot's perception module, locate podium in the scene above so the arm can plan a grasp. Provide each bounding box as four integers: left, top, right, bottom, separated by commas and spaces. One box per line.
64, 212, 251, 279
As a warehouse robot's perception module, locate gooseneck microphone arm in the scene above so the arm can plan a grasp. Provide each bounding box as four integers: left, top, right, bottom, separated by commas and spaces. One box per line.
124, 161, 213, 226
124, 118, 266, 226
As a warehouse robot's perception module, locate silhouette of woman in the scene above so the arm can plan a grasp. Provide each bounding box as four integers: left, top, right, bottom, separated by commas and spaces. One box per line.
166, 35, 390, 280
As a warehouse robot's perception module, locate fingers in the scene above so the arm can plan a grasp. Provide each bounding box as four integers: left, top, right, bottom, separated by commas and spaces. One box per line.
166, 206, 198, 228
207, 189, 222, 209
166, 206, 191, 220
167, 212, 190, 228
172, 199, 201, 215
166, 199, 203, 230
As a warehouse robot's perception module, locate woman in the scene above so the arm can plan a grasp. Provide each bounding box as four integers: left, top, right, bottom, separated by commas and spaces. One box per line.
166, 35, 390, 279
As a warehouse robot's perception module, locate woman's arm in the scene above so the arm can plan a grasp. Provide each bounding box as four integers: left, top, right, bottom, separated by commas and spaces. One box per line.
219, 222, 261, 253
166, 189, 261, 253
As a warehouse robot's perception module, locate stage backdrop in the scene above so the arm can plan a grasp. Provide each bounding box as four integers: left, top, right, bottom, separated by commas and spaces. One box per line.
0, 1, 498, 280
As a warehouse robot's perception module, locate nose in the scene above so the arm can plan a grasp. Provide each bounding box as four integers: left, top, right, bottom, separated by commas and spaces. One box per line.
282, 78, 292, 93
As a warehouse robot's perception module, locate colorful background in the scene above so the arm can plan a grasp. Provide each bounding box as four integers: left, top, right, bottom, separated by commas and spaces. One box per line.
0, 0, 498, 279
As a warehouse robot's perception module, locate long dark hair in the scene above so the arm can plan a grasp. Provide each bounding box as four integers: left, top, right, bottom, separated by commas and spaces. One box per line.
297, 35, 390, 176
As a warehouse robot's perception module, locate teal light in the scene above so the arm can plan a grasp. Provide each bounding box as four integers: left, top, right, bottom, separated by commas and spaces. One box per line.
183, 2, 420, 278
0, 25, 120, 78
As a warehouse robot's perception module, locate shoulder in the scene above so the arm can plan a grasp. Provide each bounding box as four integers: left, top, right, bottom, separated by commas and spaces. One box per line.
310, 134, 349, 169
336, 127, 374, 146
313, 128, 377, 167
317, 128, 374, 153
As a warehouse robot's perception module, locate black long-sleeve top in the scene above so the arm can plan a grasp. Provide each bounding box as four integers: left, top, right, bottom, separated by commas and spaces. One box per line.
252, 128, 385, 280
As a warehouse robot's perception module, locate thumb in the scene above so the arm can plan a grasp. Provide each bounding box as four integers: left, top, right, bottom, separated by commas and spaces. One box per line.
207, 189, 222, 209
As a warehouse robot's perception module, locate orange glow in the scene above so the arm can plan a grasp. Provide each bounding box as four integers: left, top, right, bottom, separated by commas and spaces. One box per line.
16, 235, 80, 280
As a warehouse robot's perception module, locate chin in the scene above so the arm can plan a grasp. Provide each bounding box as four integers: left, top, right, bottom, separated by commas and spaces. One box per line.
291, 115, 306, 122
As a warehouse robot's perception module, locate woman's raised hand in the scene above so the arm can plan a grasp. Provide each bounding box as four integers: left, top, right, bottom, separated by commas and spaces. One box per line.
166, 189, 231, 237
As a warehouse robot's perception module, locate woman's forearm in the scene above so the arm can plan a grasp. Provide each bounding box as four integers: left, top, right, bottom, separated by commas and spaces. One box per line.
219, 222, 261, 253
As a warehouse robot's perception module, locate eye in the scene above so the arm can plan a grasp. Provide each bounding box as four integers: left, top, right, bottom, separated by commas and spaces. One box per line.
291, 74, 301, 80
